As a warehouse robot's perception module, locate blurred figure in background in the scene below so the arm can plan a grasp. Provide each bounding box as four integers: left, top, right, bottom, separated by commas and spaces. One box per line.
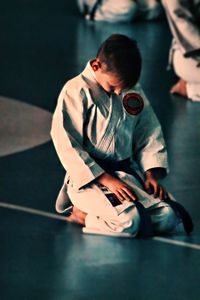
162, 0, 200, 102
77, 0, 163, 22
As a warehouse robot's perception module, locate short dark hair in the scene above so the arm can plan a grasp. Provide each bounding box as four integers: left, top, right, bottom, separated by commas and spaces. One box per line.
96, 34, 142, 87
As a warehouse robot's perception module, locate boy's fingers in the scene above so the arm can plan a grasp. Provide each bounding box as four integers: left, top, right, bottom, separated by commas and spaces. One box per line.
146, 187, 153, 194
145, 180, 168, 201
115, 191, 124, 203
153, 183, 159, 198
161, 188, 169, 201
159, 187, 165, 200
164, 191, 169, 200
122, 187, 137, 201
119, 189, 132, 202
157, 185, 168, 200
144, 181, 153, 194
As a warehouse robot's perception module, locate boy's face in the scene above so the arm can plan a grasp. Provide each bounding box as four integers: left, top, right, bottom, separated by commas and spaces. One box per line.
91, 59, 128, 96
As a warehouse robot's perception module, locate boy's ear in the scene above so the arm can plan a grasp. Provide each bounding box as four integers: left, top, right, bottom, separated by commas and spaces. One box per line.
91, 59, 101, 71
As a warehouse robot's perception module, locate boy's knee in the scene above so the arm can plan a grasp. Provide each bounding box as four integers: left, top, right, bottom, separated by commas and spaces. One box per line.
85, 205, 140, 236
121, 206, 141, 235
152, 205, 178, 234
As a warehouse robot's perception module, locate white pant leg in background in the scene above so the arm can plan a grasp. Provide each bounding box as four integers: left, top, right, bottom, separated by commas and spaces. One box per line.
138, 0, 163, 20
173, 48, 200, 101
77, 0, 96, 14
77, 0, 163, 22
95, 0, 138, 22
77, 0, 139, 22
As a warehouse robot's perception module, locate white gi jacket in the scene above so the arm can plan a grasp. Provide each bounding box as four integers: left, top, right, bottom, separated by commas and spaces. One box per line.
51, 61, 168, 215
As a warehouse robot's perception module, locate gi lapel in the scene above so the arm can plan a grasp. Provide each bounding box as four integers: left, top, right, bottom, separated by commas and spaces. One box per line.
96, 93, 122, 153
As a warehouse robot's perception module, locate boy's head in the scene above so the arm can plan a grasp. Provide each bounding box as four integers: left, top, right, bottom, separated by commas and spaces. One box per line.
91, 34, 142, 95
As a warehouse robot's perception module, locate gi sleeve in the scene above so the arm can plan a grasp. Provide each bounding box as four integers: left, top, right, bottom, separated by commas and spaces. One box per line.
161, 0, 200, 56
132, 90, 169, 173
51, 83, 104, 190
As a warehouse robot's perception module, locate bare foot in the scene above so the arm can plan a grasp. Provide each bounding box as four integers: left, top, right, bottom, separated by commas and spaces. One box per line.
66, 206, 87, 226
170, 79, 188, 98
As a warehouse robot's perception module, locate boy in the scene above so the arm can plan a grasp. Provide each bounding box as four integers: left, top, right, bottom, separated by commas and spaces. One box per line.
51, 34, 186, 237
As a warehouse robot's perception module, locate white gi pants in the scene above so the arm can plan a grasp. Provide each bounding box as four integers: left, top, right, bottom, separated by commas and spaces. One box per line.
84, 202, 179, 236
68, 180, 179, 237
173, 48, 200, 102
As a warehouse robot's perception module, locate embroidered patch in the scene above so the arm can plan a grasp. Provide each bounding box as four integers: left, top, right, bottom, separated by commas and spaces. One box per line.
123, 93, 144, 115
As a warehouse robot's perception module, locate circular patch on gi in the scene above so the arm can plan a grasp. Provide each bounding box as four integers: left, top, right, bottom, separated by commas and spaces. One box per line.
123, 93, 144, 115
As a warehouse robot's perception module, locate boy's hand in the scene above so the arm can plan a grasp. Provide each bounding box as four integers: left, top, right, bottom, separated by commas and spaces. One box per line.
144, 169, 168, 200
96, 173, 137, 203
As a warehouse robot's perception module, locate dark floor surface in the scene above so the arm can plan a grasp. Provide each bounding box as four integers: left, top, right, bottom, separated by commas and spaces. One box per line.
0, 1, 200, 300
